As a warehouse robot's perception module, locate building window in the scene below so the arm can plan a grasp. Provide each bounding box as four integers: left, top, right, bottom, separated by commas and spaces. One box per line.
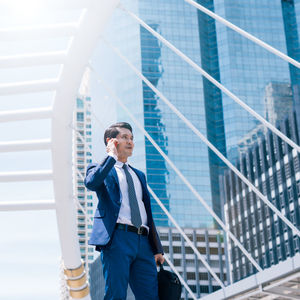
270, 250, 274, 264
285, 241, 290, 257
248, 263, 253, 274
242, 265, 247, 277
199, 273, 208, 280
275, 222, 280, 236
77, 112, 84, 121
265, 206, 270, 217
291, 211, 296, 224
277, 245, 282, 261
257, 209, 262, 222
267, 226, 271, 240
296, 181, 300, 196
254, 237, 257, 248
294, 237, 300, 252
236, 269, 241, 280
77, 98, 84, 108
287, 187, 293, 202
262, 255, 267, 267
279, 193, 285, 208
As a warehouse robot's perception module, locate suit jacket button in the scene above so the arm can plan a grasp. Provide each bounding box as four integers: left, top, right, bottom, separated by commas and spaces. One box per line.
114, 213, 118, 217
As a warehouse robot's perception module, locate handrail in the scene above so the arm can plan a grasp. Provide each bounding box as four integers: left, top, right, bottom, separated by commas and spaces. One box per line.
120, 5, 300, 155
100, 38, 300, 238
90, 69, 263, 273
184, 0, 300, 69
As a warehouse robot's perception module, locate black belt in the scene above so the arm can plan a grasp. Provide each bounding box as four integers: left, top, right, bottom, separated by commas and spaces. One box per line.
115, 223, 148, 236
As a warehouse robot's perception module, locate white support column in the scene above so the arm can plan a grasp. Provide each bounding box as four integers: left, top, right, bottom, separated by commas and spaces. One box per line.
0, 200, 56, 211
101, 28, 300, 238
50, 1, 119, 299
0, 170, 52, 182
0, 107, 52, 122
185, 0, 300, 69
0, 23, 78, 40
0, 51, 67, 68
0, 139, 51, 152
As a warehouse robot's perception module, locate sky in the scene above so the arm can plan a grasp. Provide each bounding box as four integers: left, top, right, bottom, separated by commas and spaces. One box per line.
0, 2, 103, 299
0, 1, 145, 298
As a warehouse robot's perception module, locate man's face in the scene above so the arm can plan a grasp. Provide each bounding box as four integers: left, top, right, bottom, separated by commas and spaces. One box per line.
115, 127, 134, 158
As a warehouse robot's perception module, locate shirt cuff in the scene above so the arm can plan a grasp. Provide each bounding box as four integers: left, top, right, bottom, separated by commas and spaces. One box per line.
108, 152, 118, 161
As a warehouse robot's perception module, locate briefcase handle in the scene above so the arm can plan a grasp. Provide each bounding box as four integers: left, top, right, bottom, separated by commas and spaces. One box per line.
157, 261, 164, 271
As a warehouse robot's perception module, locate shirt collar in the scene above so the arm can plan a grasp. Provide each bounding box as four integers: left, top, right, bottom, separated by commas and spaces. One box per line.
115, 160, 129, 168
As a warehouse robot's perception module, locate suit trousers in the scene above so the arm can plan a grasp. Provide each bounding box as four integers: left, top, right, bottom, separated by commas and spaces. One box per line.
100, 228, 159, 300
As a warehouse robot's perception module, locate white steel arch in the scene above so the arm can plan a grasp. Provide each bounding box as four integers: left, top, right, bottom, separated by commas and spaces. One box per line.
51, 0, 119, 274
1, 1, 300, 299
0, 0, 119, 298
107, 7, 300, 239
51, 1, 119, 298
185, 0, 300, 69
89, 2, 300, 299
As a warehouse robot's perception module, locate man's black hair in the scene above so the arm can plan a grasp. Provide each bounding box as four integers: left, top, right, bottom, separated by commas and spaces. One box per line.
104, 122, 133, 145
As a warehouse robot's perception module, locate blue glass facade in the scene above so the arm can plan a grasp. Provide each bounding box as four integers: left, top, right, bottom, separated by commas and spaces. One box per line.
222, 111, 300, 282
214, 0, 292, 161
140, 25, 170, 226
139, 0, 213, 227
197, 0, 227, 221
96, 0, 300, 229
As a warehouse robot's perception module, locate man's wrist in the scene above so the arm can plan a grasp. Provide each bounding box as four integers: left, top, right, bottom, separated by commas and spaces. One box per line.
108, 152, 118, 161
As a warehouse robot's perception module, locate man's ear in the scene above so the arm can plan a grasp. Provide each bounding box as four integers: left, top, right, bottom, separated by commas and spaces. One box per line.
106, 138, 110, 144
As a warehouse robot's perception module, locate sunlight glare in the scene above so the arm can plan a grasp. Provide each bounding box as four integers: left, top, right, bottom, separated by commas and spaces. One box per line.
6, 0, 46, 24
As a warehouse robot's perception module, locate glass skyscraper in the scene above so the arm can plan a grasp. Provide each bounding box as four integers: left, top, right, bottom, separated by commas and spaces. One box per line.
139, 1, 212, 227
93, 0, 300, 229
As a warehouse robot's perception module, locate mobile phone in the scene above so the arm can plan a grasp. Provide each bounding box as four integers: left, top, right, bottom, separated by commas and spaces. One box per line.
114, 140, 119, 148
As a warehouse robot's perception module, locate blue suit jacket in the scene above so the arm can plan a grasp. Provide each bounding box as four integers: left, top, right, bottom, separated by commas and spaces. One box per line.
84, 155, 163, 255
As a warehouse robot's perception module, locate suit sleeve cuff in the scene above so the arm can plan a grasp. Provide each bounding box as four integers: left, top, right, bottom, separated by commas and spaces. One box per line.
108, 152, 118, 161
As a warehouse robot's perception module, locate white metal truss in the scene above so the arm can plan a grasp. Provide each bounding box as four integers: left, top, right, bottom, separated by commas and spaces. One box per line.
119, 4, 300, 156
1, 0, 300, 299
90, 69, 260, 284
92, 2, 300, 299
90, 2, 300, 294
110, 7, 300, 239
74, 106, 211, 298
200, 253, 300, 300
0, 0, 119, 299
113, 6, 300, 239
184, 0, 300, 69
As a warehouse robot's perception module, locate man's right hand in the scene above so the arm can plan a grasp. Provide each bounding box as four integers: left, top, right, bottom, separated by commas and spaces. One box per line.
106, 138, 118, 157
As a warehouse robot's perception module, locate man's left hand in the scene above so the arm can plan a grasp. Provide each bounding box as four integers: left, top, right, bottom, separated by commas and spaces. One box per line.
154, 254, 165, 266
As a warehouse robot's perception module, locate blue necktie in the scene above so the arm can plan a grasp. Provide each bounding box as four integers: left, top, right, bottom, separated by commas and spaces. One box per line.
122, 164, 142, 228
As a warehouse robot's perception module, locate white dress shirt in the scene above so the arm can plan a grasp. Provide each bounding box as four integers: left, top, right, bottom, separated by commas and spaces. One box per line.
109, 154, 148, 229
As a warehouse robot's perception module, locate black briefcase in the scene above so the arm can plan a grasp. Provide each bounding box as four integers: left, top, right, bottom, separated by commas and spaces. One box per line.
157, 263, 182, 300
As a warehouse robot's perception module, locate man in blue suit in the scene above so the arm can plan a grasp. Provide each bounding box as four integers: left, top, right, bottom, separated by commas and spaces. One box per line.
85, 122, 164, 300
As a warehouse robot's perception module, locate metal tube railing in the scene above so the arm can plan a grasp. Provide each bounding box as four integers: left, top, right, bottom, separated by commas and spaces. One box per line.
184, 0, 300, 69
100, 37, 300, 238
120, 5, 300, 156
90, 69, 263, 272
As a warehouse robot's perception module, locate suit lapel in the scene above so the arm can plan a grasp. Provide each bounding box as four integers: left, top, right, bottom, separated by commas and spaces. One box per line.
110, 166, 119, 186
129, 165, 148, 200
129, 166, 145, 187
